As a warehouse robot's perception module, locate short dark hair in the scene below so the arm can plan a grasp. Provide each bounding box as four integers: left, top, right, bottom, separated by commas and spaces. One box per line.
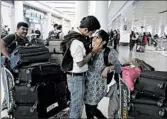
79, 16, 100, 31
57, 25, 62, 30
17, 22, 29, 29
54, 24, 58, 28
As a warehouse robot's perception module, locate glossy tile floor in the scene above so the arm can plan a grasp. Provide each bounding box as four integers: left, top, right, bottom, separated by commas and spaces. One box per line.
82, 46, 167, 118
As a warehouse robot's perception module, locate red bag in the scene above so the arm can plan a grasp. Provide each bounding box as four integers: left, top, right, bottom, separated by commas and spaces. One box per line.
121, 66, 141, 91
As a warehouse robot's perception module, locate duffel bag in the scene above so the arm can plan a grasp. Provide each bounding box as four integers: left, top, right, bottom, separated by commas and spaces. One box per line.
135, 77, 167, 99
140, 71, 167, 80
13, 85, 38, 104
15, 62, 66, 86
10, 45, 50, 70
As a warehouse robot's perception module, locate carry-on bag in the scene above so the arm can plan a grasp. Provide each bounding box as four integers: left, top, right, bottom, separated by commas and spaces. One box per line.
135, 77, 167, 99
10, 45, 50, 70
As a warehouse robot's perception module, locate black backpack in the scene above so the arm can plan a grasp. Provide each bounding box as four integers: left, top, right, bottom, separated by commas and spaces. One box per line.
60, 31, 86, 72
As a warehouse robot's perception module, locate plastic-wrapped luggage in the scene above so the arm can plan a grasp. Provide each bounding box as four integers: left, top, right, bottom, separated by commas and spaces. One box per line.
10, 45, 50, 70
140, 71, 167, 80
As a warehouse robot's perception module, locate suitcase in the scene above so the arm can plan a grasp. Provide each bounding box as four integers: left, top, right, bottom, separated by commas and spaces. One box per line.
10, 45, 50, 70
135, 77, 167, 99
48, 40, 63, 54
15, 63, 66, 86
131, 97, 167, 107
37, 82, 68, 118
140, 71, 167, 80
136, 45, 145, 53
13, 104, 38, 119
129, 103, 167, 118
50, 54, 63, 64
13, 85, 38, 104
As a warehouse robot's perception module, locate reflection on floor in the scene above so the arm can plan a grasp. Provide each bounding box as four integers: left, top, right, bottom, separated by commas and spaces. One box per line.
82, 46, 167, 118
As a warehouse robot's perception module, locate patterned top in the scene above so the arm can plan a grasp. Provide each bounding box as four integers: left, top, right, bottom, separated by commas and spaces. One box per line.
84, 48, 119, 105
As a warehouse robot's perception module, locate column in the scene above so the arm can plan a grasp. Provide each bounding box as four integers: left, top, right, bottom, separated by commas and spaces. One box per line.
61, 17, 65, 33
75, 1, 88, 27
43, 12, 51, 39
95, 1, 108, 31
14, 1, 24, 29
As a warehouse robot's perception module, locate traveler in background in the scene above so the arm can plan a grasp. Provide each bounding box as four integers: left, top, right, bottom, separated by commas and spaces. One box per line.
113, 30, 119, 51
56, 25, 64, 39
48, 23, 58, 39
61, 16, 101, 118
143, 32, 148, 46
130, 31, 137, 51
108, 29, 114, 46
0, 22, 29, 60
68, 27, 74, 34
148, 32, 152, 46
84, 30, 121, 119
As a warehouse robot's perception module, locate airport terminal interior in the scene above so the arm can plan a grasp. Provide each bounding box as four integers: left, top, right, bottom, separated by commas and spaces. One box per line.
1, 1, 167, 119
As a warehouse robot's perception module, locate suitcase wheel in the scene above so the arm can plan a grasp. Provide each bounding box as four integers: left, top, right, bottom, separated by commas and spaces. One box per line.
15, 80, 20, 84
157, 101, 163, 107
13, 69, 19, 73
27, 83, 31, 87
159, 108, 166, 117
157, 83, 164, 89
26, 69, 31, 74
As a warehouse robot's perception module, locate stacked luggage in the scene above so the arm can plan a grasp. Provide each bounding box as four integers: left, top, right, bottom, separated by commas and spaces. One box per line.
47, 40, 63, 64
129, 71, 167, 119
4, 45, 69, 119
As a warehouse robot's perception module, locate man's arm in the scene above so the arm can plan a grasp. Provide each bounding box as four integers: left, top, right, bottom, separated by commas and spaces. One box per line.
76, 50, 95, 67
0, 40, 10, 59
70, 40, 102, 68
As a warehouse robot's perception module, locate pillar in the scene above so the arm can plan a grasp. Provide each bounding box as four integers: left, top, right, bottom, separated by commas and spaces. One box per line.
61, 17, 65, 33
95, 1, 108, 31
75, 1, 88, 27
14, 1, 24, 29
43, 12, 51, 39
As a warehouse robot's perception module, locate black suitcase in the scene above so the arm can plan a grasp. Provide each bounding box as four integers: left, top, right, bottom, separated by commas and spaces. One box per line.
131, 97, 167, 107
10, 45, 50, 70
135, 77, 167, 99
15, 63, 66, 86
140, 71, 167, 80
13, 104, 38, 119
129, 103, 167, 118
13, 85, 38, 104
37, 82, 68, 118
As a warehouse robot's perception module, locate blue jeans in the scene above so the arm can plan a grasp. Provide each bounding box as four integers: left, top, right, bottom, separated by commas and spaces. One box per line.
67, 74, 86, 118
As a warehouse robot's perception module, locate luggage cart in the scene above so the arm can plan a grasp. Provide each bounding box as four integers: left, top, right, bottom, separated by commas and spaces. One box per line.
119, 77, 134, 119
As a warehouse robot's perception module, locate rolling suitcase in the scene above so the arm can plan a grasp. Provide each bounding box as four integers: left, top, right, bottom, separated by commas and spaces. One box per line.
13, 104, 38, 119
15, 63, 66, 86
135, 77, 167, 99
13, 85, 38, 104
129, 103, 167, 118
37, 82, 68, 118
10, 45, 50, 70
140, 71, 167, 80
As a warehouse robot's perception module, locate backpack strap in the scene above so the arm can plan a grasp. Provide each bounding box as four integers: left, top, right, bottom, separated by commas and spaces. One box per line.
7, 33, 18, 48
103, 47, 111, 66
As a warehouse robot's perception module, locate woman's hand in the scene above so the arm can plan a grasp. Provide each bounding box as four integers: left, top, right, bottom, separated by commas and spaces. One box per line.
101, 66, 114, 78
